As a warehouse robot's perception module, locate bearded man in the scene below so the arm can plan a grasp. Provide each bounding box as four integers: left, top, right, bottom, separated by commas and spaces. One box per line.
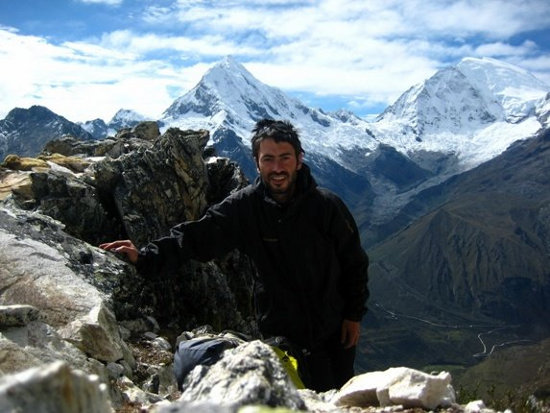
101, 119, 369, 391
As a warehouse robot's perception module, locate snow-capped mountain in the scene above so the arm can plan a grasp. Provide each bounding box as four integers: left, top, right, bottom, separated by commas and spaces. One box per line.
161, 56, 377, 164
373, 57, 549, 170
2, 55, 548, 243
80, 109, 147, 139
156, 55, 549, 232
108, 109, 147, 134
80, 118, 109, 140
160, 56, 548, 178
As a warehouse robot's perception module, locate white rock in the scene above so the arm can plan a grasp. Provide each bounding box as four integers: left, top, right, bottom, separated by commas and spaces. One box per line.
59, 302, 135, 367
334, 366, 455, 410
179, 340, 305, 410
465, 399, 487, 413
0, 360, 113, 413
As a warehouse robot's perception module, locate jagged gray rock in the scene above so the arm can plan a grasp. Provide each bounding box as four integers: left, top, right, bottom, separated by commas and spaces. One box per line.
116, 121, 160, 141
0, 304, 41, 327
0, 361, 113, 413
0, 126, 260, 411
0, 318, 107, 378
7, 167, 120, 245
179, 340, 306, 410
0, 207, 137, 372
93, 127, 210, 246
153, 401, 238, 413
205, 156, 249, 205
42, 120, 160, 158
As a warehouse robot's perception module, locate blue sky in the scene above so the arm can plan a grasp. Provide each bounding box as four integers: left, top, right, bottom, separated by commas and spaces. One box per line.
1, 0, 549, 122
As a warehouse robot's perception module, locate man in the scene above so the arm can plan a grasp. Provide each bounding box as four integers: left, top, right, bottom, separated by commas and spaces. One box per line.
100, 119, 369, 391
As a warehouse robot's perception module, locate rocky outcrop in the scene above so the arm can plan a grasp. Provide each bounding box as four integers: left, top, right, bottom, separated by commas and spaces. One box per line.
0, 361, 113, 413
93, 127, 211, 245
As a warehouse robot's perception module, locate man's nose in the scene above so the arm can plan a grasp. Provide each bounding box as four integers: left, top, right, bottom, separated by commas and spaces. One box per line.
273, 158, 284, 172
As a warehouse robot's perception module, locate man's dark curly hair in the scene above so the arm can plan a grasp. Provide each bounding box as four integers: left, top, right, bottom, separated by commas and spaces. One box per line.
251, 119, 305, 160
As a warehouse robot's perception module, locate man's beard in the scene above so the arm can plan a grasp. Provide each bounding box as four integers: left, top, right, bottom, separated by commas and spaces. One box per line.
265, 171, 298, 201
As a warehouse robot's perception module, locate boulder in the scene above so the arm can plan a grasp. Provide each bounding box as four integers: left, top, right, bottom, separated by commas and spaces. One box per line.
0, 169, 33, 201
43, 135, 110, 157
179, 340, 305, 410
205, 156, 249, 205
0, 361, 113, 413
131, 121, 161, 141
0, 207, 137, 370
39, 153, 92, 173
1, 154, 49, 171
42, 120, 160, 158
0, 320, 106, 379
58, 302, 135, 365
333, 366, 456, 410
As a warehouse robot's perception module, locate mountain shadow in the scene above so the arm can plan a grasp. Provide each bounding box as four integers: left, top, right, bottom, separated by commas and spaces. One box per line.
360, 128, 550, 372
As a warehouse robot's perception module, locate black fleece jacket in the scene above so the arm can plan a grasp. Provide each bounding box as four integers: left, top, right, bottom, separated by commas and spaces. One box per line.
136, 164, 369, 349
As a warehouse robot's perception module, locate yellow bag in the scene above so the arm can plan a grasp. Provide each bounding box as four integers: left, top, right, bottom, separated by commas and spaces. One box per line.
271, 346, 305, 389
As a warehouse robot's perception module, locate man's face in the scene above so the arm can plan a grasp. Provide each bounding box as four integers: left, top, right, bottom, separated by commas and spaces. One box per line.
256, 138, 303, 203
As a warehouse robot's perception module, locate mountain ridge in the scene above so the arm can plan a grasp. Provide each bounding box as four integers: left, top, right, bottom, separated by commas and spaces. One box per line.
0, 105, 93, 161
1, 56, 548, 247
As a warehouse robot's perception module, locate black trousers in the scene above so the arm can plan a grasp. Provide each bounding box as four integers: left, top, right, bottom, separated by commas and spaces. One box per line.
302, 332, 356, 392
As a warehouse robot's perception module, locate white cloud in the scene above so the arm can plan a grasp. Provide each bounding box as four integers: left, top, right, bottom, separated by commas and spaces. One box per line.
78, 0, 123, 5
0, 28, 199, 121
474, 41, 539, 58
1, 0, 549, 121
97, 30, 260, 57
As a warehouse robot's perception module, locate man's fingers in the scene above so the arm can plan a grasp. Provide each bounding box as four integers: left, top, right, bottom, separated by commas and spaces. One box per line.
99, 240, 131, 250
114, 245, 139, 264
99, 241, 121, 250
99, 240, 138, 264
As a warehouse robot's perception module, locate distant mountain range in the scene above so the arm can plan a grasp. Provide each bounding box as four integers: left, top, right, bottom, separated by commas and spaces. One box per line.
1, 56, 549, 373
2, 57, 548, 232
79, 108, 147, 139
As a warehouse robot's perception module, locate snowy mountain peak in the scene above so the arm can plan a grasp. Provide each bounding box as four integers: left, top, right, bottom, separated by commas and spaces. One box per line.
158, 55, 547, 175
207, 55, 253, 82
110, 108, 146, 124
456, 57, 549, 122
372, 57, 548, 170
162, 56, 295, 131
376, 66, 498, 133
80, 108, 148, 138
379, 57, 549, 127
160, 56, 376, 160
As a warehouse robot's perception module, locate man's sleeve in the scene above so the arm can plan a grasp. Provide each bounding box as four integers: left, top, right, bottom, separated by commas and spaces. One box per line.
329, 195, 370, 321
135, 195, 243, 277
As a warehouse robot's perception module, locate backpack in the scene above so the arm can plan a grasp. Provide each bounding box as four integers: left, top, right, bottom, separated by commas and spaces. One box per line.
173, 333, 309, 390
173, 335, 242, 389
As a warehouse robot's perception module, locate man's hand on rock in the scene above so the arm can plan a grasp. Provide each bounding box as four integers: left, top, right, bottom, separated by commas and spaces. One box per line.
99, 240, 139, 264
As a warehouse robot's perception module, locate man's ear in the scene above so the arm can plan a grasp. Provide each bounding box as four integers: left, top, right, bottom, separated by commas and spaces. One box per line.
255, 157, 260, 172
297, 152, 304, 170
